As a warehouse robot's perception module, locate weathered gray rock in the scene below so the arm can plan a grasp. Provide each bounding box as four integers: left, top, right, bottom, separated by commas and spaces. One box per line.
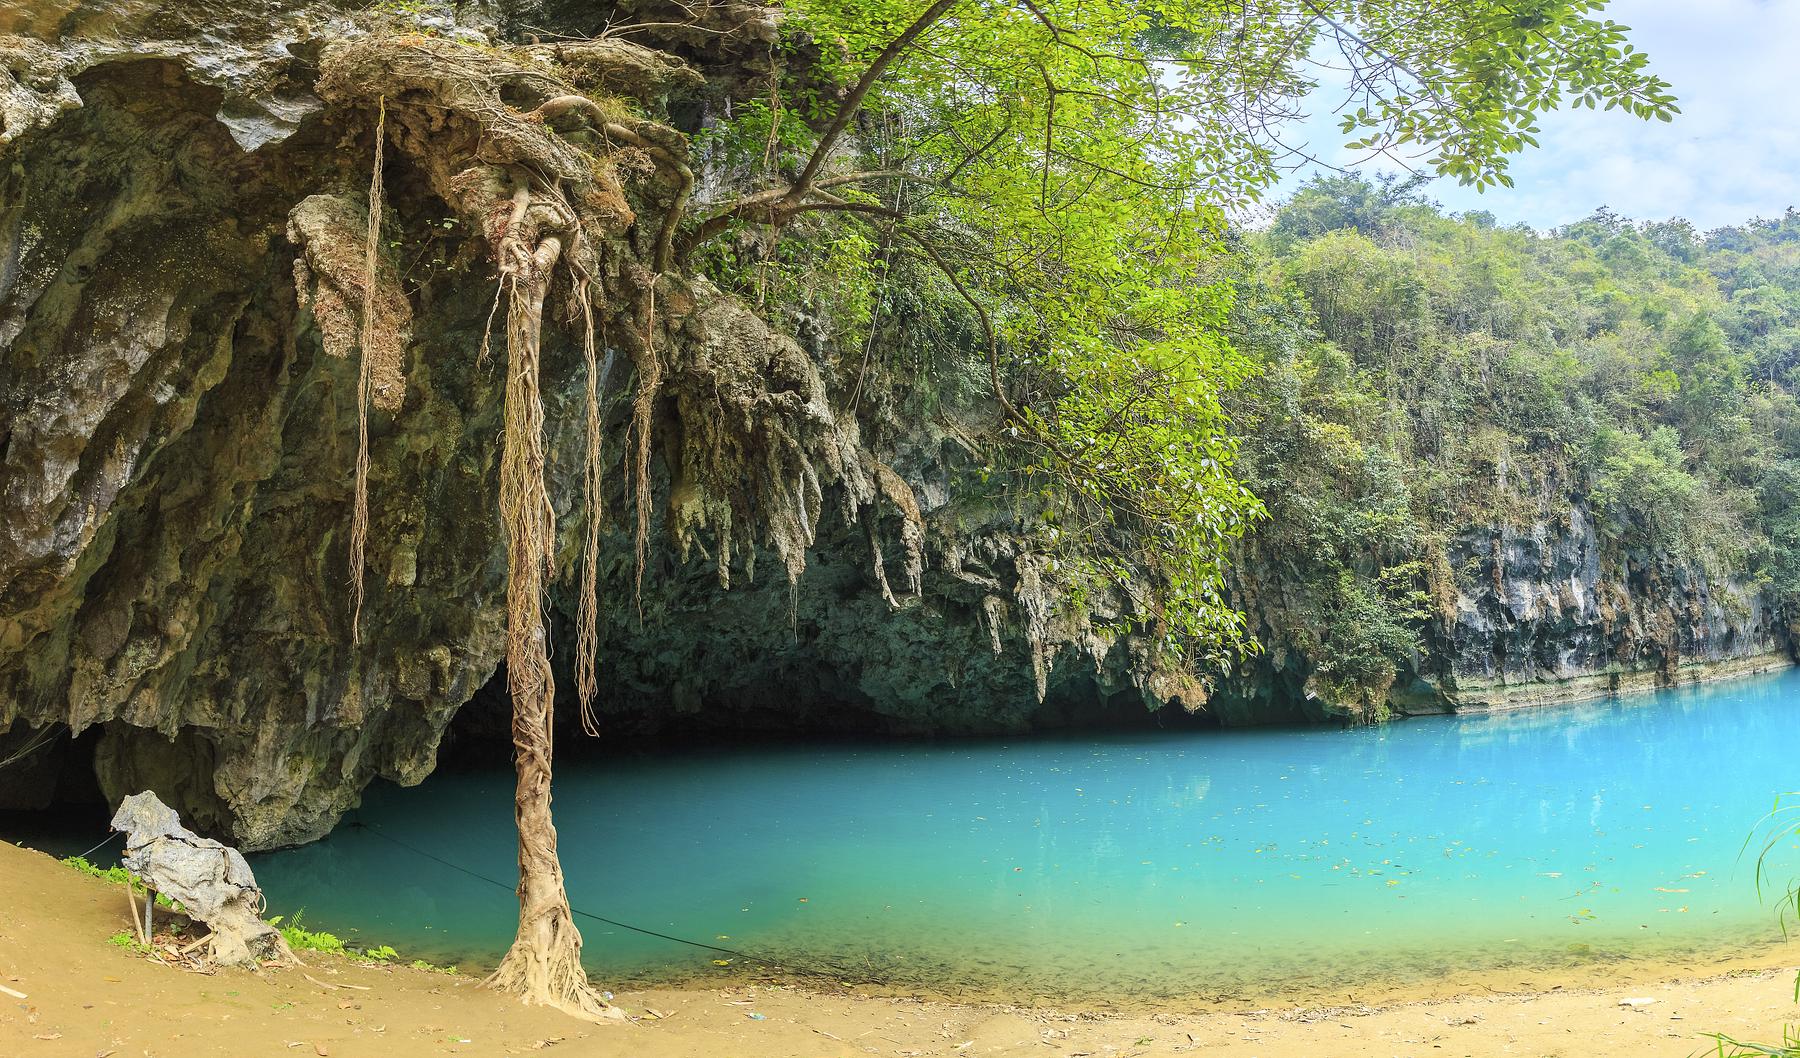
1427, 502, 1788, 710
112, 790, 292, 966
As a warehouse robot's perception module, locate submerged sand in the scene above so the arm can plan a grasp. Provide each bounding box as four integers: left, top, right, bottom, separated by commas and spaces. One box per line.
4, 838, 1799, 1057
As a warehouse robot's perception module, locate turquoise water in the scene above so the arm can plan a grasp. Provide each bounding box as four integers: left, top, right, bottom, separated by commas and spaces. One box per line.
252, 671, 1800, 1001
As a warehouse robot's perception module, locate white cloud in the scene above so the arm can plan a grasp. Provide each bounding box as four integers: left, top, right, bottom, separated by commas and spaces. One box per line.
1273, 0, 1800, 230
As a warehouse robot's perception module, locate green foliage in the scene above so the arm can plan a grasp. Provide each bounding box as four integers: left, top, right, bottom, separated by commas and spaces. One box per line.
1308, 564, 1433, 716
63, 856, 175, 908
269, 912, 351, 958
1705, 798, 1800, 1056
65, 855, 137, 886
1230, 175, 1800, 714
1270, 173, 1433, 248
268, 911, 415, 965
412, 958, 461, 975
66, 858, 446, 969
107, 929, 152, 955
1703, 1030, 1800, 1058
1589, 425, 1699, 547
691, 0, 1672, 680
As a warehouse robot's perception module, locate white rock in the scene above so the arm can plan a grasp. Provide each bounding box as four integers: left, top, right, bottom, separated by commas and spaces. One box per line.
1619, 997, 1658, 1008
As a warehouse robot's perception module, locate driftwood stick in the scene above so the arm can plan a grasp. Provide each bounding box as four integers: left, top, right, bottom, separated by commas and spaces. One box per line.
178, 932, 213, 955
0, 984, 27, 1000
303, 973, 372, 991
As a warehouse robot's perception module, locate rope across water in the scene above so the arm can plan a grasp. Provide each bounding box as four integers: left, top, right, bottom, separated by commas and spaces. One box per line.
63, 821, 862, 983
348, 821, 861, 983
73, 830, 121, 861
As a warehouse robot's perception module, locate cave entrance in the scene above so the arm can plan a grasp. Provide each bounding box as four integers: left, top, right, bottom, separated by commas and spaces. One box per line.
438, 656, 1223, 773
0, 721, 111, 857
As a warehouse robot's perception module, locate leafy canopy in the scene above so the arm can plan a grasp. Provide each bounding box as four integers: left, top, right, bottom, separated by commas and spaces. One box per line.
688, 0, 1675, 674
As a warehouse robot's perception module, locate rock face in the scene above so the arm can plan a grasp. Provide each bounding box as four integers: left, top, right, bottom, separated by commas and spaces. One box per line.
0, 0, 1171, 849
1426, 504, 1789, 710
0, 39, 512, 848
1216, 501, 1791, 725
0, 1, 1788, 853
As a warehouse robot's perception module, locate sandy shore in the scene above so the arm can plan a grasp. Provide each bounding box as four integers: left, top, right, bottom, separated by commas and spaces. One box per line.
4, 839, 1800, 1057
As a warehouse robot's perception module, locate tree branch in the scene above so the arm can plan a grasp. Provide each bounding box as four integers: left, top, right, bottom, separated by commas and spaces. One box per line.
790, 0, 964, 196
678, 171, 911, 254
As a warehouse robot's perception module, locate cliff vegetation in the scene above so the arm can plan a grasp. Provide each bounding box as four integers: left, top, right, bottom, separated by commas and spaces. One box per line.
1225, 178, 1800, 721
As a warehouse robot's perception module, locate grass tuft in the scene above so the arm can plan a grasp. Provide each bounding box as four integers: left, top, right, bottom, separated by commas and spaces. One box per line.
66, 855, 456, 973
63, 856, 176, 908
270, 911, 456, 972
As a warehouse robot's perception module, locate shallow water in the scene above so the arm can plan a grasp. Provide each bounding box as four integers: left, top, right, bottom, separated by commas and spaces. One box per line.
252, 671, 1800, 1001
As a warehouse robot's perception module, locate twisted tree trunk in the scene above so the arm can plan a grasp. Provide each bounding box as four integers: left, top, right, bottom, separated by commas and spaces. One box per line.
482, 228, 620, 1022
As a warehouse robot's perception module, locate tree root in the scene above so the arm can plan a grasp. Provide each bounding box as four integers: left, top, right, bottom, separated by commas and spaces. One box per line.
484, 904, 623, 1023
350, 96, 386, 643
625, 271, 663, 617
310, 31, 937, 1019
572, 262, 605, 736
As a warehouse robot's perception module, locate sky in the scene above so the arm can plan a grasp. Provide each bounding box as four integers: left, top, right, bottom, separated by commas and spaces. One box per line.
1273, 0, 1800, 232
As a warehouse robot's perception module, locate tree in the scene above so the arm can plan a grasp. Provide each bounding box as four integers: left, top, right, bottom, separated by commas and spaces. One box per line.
329, 0, 1676, 1021
1270, 172, 1432, 247
676, 0, 1677, 669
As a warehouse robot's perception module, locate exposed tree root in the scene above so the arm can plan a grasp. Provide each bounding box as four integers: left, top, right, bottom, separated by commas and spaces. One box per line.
349, 96, 385, 643
625, 269, 663, 616
320, 36, 632, 1020
485, 235, 618, 1020
572, 268, 605, 736
312, 31, 935, 1019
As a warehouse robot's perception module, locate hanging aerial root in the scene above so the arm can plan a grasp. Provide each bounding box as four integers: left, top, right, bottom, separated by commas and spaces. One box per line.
627, 270, 664, 620
350, 96, 386, 643
572, 259, 604, 737
480, 176, 617, 1021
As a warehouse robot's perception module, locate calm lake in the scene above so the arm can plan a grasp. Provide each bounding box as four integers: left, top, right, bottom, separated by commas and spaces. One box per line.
251, 669, 1800, 1002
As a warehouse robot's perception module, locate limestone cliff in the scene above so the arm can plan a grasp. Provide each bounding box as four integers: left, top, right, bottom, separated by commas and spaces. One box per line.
1218, 500, 1791, 725
0, 0, 1787, 853
1428, 503, 1789, 709
0, 0, 1171, 848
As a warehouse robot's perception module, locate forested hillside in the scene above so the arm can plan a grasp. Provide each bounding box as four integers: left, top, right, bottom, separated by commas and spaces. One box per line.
1221, 176, 1800, 721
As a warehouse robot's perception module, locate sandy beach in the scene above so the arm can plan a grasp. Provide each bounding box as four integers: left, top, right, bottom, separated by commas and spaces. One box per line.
5, 840, 1800, 1057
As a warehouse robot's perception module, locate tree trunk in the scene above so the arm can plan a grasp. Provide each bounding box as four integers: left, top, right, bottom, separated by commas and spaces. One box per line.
481, 258, 620, 1022
486, 618, 615, 1019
